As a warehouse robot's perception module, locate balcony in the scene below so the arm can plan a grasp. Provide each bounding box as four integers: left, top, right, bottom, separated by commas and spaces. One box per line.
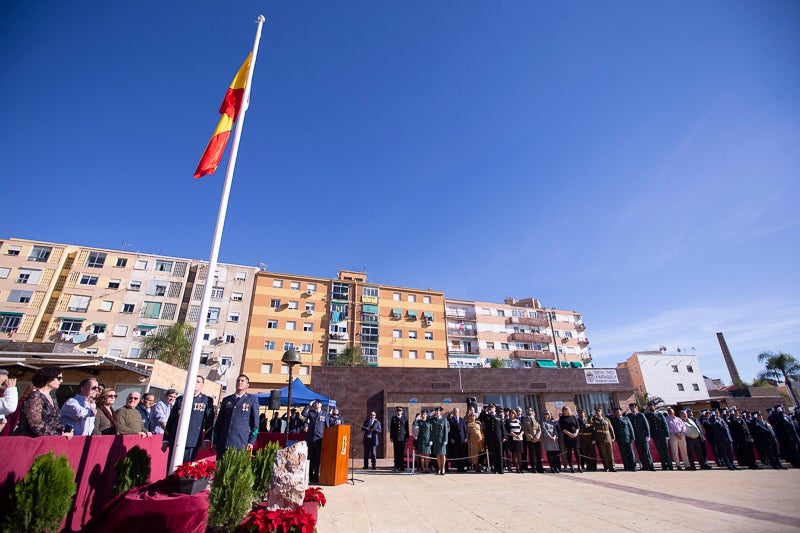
447, 327, 477, 337
578, 339, 590, 346
575, 323, 586, 331
445, 310, 476, 319
512, 349, 556, 360
328, 333, 349, 341
507, 316, 548, 328
508, 332, 551, 343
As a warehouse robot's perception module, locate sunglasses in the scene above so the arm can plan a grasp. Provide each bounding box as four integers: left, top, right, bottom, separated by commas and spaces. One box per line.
106, 394, 118, 398
128, 397, 140, 401
56, 376, 64, 381
91, 386, 102, 391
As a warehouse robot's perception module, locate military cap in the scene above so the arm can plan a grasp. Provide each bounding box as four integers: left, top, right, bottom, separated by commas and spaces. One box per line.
646, 401, 655, 407
488, 403, 496, 408
434, 406, 443, 412
395, 406, 404, 411
593, 404, 603, 411
628, 402, 637, 408
612, 405, 622, 411
752, 410, 760, 416
700, 409, 708, 415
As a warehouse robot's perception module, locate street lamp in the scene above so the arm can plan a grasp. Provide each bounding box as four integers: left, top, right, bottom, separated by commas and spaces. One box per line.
546, 308, 562, 368
282, 349, 302, 436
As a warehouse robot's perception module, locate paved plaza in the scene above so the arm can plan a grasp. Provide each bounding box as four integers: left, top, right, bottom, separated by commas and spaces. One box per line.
316, 460, 800, 533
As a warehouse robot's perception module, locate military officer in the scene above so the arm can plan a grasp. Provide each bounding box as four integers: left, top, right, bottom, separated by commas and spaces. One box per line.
165, 376, 215, 464
390, 406, 410, 471
626, 403, 654, 471
577, 408, 597, 471
709, 408, 736, 469
302, 399, 328, 483
729, 407, 758, 469
590, 405, 616, 472
645, 401, 673, 470
483, 404, 508, 474
610, 406, 636, 471
213, 374, 260, 460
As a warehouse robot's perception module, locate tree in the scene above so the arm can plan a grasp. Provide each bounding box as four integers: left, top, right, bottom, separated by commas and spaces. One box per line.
757, 351, 800, 407
488, 358, 504, 369
139, 322, 195, 369
329, 345, 368, 367
633, 392, 664, 410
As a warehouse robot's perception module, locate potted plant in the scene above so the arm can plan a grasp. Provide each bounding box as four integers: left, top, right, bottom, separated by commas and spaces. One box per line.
303, 487, 326, 509
252, 441, 281, 499
208, 448, 256, 533
174, 459, 216, 495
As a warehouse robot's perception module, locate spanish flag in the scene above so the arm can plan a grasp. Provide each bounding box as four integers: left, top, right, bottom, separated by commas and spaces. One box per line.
194, 53, 252, 178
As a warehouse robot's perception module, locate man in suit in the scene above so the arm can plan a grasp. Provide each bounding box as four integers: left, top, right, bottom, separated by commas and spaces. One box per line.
709, 408, 737, 469
213, 374, 259, 460
610, 406, 636, 471
389, 406, 410, 472
447, 407, 468, 472
361, 411, 382, 469
302, 399, 328, 483
626, 403, 654, 471
645, 401, 673, 470
591, 405, 616, 472
165, 376, 215, 464
483, 404, 508, 474
729, 406, 758, 469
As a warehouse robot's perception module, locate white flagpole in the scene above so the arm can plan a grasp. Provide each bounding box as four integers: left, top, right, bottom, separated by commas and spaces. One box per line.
171, 14, 266, 472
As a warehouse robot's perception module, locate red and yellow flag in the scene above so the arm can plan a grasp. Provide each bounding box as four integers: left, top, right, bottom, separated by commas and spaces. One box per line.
194, 53, 252, 178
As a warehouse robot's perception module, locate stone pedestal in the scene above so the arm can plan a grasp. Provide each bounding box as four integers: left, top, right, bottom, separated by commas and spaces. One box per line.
265, 441, 308, 511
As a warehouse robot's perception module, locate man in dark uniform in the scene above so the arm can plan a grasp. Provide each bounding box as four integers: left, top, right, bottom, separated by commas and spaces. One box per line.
327, 407, 344, 427
590, 405, 616, 472
577, 408, 597, 471
728, 407, 758, 469
752, 411, 785, 469
213, 374, 259, 460
769, 405, 800, 467
700, 409, 720, 466
645, 402, 673, 470
447, 407, 468, 472
483, 404, 508, 474
709, 408, 736, 469
610, 406, 636, 471
626, 403, 654, 471
165, 375, 215, 464
302, 399, 328, 483
390, 406, 410, 472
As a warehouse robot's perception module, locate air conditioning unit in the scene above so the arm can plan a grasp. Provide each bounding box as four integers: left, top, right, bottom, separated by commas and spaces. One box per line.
209, 356, 221, 363
306, 289, 313, 295
306, 309, 314, 315
215, 336, 224, 343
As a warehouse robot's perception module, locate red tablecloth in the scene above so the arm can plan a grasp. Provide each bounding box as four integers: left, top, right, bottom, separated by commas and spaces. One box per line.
0, 435, 168, 532
82, 480, 208, 533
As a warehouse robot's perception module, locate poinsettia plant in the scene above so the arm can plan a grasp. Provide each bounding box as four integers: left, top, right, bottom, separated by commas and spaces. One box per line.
173, 459, 216, 480
303, 487, 326, 509
239, 507, 316, 533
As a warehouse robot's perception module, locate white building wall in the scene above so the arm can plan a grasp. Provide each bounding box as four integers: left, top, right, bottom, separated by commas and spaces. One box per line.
635, 352, 710, 405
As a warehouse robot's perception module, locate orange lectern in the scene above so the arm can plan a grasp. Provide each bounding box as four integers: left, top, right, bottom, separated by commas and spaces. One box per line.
319, 424, 350, 486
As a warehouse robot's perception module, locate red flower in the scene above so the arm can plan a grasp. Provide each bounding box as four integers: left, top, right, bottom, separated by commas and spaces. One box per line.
240, 508, 317, 533
303, 487, 326, 508
173, 459, 216, 480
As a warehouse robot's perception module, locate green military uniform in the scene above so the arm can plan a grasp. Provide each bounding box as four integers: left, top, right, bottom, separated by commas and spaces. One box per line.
578, 415, 597, 471
591, 410, 616, 472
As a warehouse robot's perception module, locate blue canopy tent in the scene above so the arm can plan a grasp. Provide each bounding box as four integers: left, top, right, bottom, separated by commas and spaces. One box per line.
252, 377, 336, 408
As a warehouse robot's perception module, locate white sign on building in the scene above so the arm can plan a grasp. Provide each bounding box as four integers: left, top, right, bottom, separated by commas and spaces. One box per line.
584, 369, 619, 384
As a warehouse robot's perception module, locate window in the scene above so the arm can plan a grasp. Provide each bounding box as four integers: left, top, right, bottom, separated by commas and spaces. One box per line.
407, 294, 416, 303
671, 365, 679, 372
424, 332, 433, 340
108, 349, 123, 357
129, 280, 142, 291
501, 343, 509, 350
299, 366, 310, 376
290, 281, 301, 290
59, 319, 83, 333
207, 307, 221, 323
108, 278, 121, 289
0, 267, 10, 278
496, 309, 505, 317
167, 282, 182, 298
423, 295, 431, 304
79, 275, 98, 286
113, 324, 128, 336
0, 314, 21, 333
235, 271, 247, 281
155, 260, 173, 272
134, 259, 148, 270
5, 245, 21, 256
264, 340, 275, 351
225, 333, 236, 343
270, 299, 281, 309
687, 365, 694, 373
363, 286, 378, 298
115, 258, 128, 267
7, 290, 33, 303
486, 341, 495, 349
305, 303, 315, 313
409, 350, 418, 359
143, 301, 162, 319
332, 282, 349, 300
261, 363, 273, 374
425, 351, 434, 360
393, 293, 401, 301
86, 251, 107, 268
303, 322, 313, 332
272, 280, 283, 288
228, 311, 240, 323
146, 281, 167, 296
408, 331, 417, 339
677, 383, 685, 391
392, 329, 401, 339
232, 291, 243, 301
288, 301, 298, 310
361, 325, 379, 343
16, 268, 42, 284
267, 320, 278, 329
286, 321, 296, 331
361, 345, 378, 364
283, 341, 295, 351
393, 349, 402, 359
306, 283, 316, 293
300, 343, 312, 353
99, 300, 113, 311
68, 295, 91, 312
122, 303, 135, 314
28, 246, 52, 262
211, 287, 224, 299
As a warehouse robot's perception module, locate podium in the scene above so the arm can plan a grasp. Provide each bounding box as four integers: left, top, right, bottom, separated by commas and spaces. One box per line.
319, 424, 350, 486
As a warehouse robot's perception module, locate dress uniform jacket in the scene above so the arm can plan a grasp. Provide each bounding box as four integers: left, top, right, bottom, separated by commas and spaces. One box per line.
646, 409, 673, 469
610, 414, 636, 471
165, 393, 215, 462
214, 392, 259, 454
626, 411, 654, 469
578, 417, 597, 471
590, 415, 616, 471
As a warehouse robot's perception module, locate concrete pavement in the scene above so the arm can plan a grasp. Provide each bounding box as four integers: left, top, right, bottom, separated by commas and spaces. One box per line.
315, 460, 800, 532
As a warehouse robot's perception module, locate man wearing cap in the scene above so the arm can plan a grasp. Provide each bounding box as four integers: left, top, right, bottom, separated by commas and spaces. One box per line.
610, 406, 636, 471
729, 407, 758, 469
577, 408, 597, 471
709, 408, 736, 469
390, 406, 410, 472
700, 409, 720, 466
483, 404, 508, 474
752, 411, 784, 469
327, 407, 344, 427
302, 399, 328, 483
684, 409, 712, 469
645, 402, 673, 470
590, 405, 616, 472
769, 404, 800, 468
626, 403, 654, 471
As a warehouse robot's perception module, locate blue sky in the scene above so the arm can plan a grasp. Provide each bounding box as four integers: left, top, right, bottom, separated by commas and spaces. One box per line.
2, 1, 798, 382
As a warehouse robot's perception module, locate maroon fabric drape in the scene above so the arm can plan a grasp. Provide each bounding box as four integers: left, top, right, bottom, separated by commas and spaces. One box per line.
0, 435, 168, 532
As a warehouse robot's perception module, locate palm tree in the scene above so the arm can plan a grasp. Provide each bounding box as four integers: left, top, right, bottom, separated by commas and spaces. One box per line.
757, 351, 800, 407
634, 392, 664, 410
329, 345, 368, 367
139, 322, 195, 369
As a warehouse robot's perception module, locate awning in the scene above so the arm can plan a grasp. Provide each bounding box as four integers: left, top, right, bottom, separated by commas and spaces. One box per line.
92, 322, 108, 327
0, 311, 24, 317
137, 324, 157, 330
58, 316, 86, 321
519, 358, 533, 362
422, 312, 434, 319
391, 308, 402, 316
570, 361, 583, 368
560, 361, 570, 367
407, 310, 418, 317
535, 360, 557, 368
362, 304, 379, 314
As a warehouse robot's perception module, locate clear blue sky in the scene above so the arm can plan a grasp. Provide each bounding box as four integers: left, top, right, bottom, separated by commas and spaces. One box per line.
2, 1, 798, 383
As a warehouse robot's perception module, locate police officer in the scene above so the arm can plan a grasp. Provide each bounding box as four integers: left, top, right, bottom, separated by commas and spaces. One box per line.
577, 408, 597, 472
213, 374, 259, 460
483, 404, 508, 474
165, 376, 215, 464
327, 407, 344, 427
590, 405, 616, 472
390, 406, 410, 472
610, 406, 636, 471
626, 403, 654, 471
645, 401, 673, 470
302, 399, 328, 483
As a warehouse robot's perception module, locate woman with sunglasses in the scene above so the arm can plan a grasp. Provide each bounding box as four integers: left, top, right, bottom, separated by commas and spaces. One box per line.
14, 366, 73, 438
93, 389, 118, 435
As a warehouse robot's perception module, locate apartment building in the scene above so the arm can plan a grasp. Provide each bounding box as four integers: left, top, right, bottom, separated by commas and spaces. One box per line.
242, 270, 448, 392
445, 297, 592, 368
621, 350, 709, 404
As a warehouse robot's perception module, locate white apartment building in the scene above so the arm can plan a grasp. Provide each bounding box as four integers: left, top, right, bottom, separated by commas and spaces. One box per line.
623, 350, 710, 405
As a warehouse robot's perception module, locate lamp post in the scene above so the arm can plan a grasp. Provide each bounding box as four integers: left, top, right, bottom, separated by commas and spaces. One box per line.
546, 308, 562, 368
282, 349, 302, 437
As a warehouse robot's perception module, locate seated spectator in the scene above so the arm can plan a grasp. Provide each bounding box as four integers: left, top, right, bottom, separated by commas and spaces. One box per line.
14, 366, 72, 438
60, 377, 100, 436
93, 389, 118, 435
116, 391, 152, 438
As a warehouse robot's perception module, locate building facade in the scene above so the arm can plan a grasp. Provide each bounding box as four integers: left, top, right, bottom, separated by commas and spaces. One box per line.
621, 350, 710, 405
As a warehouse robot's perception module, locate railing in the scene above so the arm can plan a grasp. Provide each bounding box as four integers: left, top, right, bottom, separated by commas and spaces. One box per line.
506, 316, 548, 327
511, 349, 556, 360
445, 310, 476, 319
447, 328, 477, 337
508, 332, 551, 343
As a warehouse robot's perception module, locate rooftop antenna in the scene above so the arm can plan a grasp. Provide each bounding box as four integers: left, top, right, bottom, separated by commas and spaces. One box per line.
257, 262, 268, 271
